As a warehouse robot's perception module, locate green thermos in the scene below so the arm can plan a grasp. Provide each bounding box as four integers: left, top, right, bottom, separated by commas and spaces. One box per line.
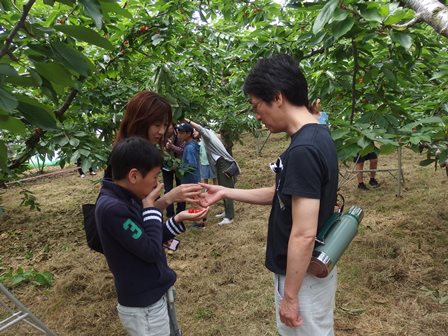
307, 206, 364, 278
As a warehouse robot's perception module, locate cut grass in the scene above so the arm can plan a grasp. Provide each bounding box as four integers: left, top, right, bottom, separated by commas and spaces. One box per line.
0, 132, 447, 335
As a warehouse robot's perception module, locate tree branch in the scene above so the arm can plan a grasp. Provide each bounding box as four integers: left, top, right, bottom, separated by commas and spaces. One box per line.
0, 0, 36, 59
54, 89, 78, 120
400, 0, 448, 38
391, 13, 423, 29
302, 47, 326, 60
350, 39, 359, 125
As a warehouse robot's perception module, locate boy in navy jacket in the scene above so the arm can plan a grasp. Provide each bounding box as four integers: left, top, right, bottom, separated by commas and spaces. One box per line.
95, 136, 207, 336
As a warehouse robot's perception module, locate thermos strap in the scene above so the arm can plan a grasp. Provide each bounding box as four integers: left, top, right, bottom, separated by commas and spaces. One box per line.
315, 212, 341, 244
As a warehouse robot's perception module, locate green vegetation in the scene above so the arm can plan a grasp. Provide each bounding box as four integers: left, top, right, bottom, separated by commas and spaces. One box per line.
0, 133, 447, 335
0, 267, 54, 288
0, 0, 447, 186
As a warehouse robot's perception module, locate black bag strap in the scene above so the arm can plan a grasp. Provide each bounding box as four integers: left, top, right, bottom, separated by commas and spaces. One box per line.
314, 193, 345, 245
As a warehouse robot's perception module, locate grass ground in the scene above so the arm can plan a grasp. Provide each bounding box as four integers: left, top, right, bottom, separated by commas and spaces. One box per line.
0, 132, 447, 335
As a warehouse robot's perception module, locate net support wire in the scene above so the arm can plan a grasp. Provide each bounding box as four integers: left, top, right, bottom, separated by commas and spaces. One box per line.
0, 283, 56, 335
338, 146, 404, 197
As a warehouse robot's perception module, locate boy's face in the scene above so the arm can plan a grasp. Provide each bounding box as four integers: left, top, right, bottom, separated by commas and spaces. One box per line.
177, 131, 189, 142
133, 166, 161, 199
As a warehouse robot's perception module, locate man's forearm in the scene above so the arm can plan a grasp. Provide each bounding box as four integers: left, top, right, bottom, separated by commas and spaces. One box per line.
222, 185, 274, 205
283, 235, 315, 300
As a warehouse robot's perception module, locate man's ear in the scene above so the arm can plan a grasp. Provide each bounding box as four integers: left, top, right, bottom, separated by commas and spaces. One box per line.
128, 168, 140, 184
274, 91, 284, 106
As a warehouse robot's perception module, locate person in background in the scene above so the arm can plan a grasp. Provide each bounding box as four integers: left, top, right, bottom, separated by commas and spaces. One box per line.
196, 130, 217, 185
77, 158, 96, 178
176, 123, 202, 226
184, 119, 240, 225
107, 90, 203, 211
200, 54, 339, 335
162, 124, 185, 217
309, 97, 329, 126
96, 137, 207, 336
354, 152, 380, 190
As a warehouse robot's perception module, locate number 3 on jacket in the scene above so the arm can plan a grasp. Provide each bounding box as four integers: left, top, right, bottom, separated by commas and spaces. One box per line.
122, 218, 142, 239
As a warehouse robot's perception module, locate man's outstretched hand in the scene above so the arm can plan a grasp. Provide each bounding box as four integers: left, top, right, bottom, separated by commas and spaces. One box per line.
198, 183, 225, 208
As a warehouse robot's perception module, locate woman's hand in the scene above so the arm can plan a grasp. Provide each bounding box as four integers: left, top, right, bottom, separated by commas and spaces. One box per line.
169, 184, 203, 203
155, 184, 203, 210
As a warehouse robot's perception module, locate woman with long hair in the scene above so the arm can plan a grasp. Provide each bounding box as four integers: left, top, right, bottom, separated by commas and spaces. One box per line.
107, 90, 203, 209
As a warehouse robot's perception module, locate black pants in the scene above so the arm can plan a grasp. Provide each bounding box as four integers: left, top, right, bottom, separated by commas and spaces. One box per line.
162, 169, 182, 217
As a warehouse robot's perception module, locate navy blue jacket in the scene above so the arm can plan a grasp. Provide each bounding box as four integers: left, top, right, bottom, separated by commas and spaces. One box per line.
95, 180, 185, 307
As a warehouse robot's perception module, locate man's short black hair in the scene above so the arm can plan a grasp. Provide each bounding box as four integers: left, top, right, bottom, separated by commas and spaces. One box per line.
110, 136, 162, 180
243, 54, 309, 107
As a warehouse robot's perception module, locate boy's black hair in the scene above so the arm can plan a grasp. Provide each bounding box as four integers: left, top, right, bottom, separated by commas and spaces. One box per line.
110, 136, 162, 180
177, 122, 194, 136
243, 54, 309, 108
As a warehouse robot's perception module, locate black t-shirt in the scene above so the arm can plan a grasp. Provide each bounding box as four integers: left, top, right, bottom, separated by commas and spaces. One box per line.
265, 124, 339, 275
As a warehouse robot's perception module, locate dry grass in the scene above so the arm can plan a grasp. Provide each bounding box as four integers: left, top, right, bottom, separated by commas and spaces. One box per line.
0, 132, 447, 335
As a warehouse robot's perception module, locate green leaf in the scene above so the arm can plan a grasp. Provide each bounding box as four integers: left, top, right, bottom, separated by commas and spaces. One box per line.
100, 1, 132, 18
4, 75, 40, 87
0, 63, 18, 76
0, 0, 14, 11
409, 136, 421, 145
383, 67, 396, 83
384, 9, 408, 25
33, 271, 54, 287
357, 136, 371, 149
360, 8, 383, 23
11, 274, 27, 286
331, 128, 350, 140
79, 0, 103, 29
55, 0, 75, 5
152, 34, 163, 46
57, 136, 69, 146
0, 88, 18, 113
0, 116, 27, 135
379, 143, 398, 155
16, 95, 58, 130
331, 16, 354, 40
332, 8, 348, 21
337, 143, 360, 162
390, 31, 412, 49
69, 137, 80, 147
54, 25, 114, 50
0, 140, 7, 171
430, 70, 448, 80
312, 0, 339, 35
35, 61, 75, 87
51, 41, 95, 77
419, 159, 434, 167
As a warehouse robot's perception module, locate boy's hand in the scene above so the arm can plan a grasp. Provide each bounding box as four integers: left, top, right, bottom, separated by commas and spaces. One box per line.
143, 182, 164, 208
175, 207, 209, 223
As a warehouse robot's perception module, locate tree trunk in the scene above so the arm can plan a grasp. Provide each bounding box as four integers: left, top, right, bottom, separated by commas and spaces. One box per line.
401, 0, 448, 37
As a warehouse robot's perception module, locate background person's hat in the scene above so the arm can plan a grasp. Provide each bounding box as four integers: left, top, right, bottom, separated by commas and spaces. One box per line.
177, 122, 193, 133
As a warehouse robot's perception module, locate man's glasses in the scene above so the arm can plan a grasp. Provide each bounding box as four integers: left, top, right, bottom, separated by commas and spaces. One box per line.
251, 99, 263, 113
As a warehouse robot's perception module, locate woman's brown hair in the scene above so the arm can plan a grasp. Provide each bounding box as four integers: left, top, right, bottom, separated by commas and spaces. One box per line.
115, 91, 173, 147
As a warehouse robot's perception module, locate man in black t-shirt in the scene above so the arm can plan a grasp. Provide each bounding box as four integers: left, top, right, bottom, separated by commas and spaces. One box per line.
200, 54, 339, 336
